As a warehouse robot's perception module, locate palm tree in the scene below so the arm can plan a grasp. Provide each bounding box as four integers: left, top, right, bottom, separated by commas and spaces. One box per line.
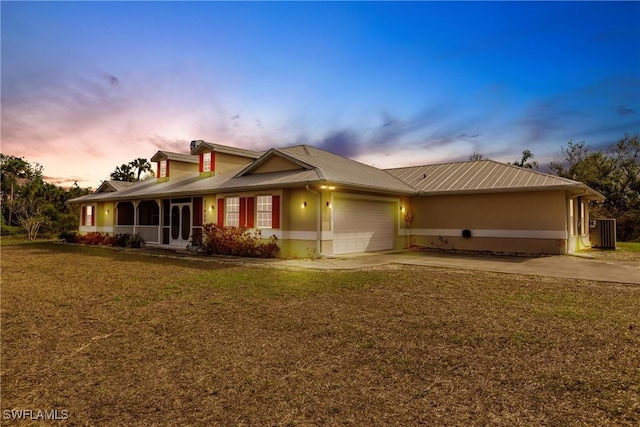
110, 164, 136, 182
129, 158, 153, 181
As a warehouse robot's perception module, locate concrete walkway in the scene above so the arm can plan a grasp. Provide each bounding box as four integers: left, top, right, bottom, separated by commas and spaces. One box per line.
275, 250, 640, 285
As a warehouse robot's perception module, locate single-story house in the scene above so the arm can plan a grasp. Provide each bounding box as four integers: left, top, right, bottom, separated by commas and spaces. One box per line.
68, 140, 604, 257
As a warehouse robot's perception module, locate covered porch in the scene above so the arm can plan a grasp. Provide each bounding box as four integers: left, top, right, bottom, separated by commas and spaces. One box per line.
113, 197, 204, 247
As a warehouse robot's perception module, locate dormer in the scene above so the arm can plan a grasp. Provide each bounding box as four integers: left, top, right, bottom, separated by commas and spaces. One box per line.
150, 151, 199, 182
236, 147, 315, 177
190, 140, 262, 176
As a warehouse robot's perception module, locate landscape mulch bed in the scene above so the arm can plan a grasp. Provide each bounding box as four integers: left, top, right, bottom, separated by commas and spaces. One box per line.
2, 242, 639, 426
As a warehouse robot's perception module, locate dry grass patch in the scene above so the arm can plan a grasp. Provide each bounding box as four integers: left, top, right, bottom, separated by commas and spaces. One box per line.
2, 242, 639, 426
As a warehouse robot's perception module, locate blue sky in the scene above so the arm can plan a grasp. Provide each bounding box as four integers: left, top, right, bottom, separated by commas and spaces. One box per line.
2, 1, 639, 188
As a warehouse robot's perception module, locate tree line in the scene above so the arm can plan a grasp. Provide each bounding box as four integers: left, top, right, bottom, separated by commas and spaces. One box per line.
2, 134, 639, 241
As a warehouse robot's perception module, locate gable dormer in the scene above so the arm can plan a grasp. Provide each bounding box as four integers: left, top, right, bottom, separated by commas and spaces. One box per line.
236, 147, 315, 177
150, 151, 199, 182
190, 140, 262, 176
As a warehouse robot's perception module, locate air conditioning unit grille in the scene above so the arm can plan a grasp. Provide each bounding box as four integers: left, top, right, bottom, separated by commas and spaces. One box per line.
591, 219, 617, 249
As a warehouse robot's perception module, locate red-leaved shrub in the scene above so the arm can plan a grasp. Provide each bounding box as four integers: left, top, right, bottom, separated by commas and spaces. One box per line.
190, 224, 279, 258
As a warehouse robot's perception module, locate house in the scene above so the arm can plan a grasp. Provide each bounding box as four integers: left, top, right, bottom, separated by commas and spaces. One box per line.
69, 140, 604, 257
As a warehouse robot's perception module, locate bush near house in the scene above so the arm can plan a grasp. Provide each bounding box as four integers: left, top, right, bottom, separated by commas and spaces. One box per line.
58, 231, 143, 248
190, 224, 279, 258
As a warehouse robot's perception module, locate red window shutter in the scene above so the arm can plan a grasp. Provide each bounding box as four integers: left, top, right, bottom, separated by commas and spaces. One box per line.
199, 153, 204, 173
156, 162, 160, 177
81, 206, 86, 226
193, 197, 203, 226
91, 207, 95, 226
166, 160, 170, 177
272, 195, 280, 229
239, 197, 246, 227
211, 151, 216, 172
247, 197, 255, 228
217, 198, 224, 226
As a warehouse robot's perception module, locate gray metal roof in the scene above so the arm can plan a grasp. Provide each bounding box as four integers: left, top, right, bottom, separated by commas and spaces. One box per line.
96, 180, 136, 193
190, 141, 264, 159
239, 145, 416, 194
69, 146, 604, 204
150, 151, 199, 163
385, 159, 604, 199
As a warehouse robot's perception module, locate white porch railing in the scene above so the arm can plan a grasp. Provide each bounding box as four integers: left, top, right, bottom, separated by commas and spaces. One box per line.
114, 226, 134, 235
136, 226, 159, 243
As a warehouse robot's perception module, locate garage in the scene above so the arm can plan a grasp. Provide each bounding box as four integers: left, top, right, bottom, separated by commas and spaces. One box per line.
332, 197, 395, 255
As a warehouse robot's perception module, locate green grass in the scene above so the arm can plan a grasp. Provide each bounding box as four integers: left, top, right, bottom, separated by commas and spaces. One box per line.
2, 242, 639, 426
618, 241, 640, 252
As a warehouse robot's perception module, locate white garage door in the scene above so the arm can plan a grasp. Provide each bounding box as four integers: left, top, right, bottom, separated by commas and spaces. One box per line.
333, 197, 395, 255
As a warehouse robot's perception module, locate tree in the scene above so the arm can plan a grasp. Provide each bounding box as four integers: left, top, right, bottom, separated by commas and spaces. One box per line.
12, 198, 45, 240
468, 152, 485, 161
110, 158, 154, 182
110, 163, 135, 182
550, 134, 640, 241
130, 158, 154, 181
510, 149, 539, 169
1, 153, 92, 237
1, 154, 31, 226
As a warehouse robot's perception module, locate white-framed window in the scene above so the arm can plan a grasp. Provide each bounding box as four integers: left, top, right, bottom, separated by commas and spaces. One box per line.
569, 199, 575, 236
226, 197, 239, 227
203, 152, 212, 172
159, 160, 167, 178
85, 205, 93, 226
257, 195, 272, 228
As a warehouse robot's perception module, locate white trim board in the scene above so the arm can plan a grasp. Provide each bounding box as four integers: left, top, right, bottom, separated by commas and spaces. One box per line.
401, 229, 567, 239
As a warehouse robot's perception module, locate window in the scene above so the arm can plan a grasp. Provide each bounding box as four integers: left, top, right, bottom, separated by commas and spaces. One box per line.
82, 205, 94, 226
159, 160, 167, 178
226, 197, 239, 227
257, 195, 272, 228
203, 152, 212, 172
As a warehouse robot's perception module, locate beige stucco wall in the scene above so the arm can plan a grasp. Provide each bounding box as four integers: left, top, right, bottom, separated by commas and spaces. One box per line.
168, 160, 198, 180
215, 153, 254, 174
406, 190, 568, 254
251, 157, 304, 174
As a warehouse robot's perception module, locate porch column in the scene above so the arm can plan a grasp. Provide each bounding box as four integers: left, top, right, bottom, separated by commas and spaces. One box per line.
114, 202, 120, 227
132, 200, 140, 235
156, 199, 162, 244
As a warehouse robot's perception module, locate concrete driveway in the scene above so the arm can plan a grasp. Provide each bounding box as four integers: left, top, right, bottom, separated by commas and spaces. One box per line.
276, 250, 640, 285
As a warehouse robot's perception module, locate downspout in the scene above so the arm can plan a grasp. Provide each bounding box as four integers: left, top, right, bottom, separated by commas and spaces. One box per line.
305, 185, 322, 255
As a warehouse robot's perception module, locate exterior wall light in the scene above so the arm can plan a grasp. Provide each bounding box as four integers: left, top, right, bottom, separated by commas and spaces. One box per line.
326, 201, 332, 208
400, 206, 405, 212
302, 201, 307, 208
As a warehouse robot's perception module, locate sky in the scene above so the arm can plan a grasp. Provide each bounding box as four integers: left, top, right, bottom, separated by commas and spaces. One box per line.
2, 1, 639, 189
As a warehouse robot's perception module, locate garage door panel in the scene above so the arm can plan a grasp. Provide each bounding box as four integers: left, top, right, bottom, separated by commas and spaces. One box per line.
333, 198, 394, 255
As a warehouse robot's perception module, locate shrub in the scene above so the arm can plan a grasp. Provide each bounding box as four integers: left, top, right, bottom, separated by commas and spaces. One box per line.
59, 230, 79, 243
104, 233, 130, 247
190, 224, 279, 258
82, 232, 107, 245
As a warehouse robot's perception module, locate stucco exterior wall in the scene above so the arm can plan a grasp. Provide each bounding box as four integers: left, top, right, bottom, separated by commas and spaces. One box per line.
215, 153, 254, 174
168, 160, 198, 180
251, 157, 304, 174
407, 191, 568, 254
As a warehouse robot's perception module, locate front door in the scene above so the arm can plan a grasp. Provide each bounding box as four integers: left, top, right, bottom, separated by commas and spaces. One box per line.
170, 203, 191, 246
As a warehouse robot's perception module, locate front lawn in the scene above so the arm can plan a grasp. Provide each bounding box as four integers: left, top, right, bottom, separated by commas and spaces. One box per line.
1, 242, 639, 426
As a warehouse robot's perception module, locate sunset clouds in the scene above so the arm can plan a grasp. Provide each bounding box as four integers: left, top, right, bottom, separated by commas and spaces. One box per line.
2, 1, 638, 188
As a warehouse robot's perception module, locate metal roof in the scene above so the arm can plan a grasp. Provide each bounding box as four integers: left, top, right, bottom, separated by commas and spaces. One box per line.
239, 145, 416, 194
96, 180, 136, 193
190, 141, 264, 159
150, 151, 199, 163
385, 159, 604, 199
69, 147, 604, 204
